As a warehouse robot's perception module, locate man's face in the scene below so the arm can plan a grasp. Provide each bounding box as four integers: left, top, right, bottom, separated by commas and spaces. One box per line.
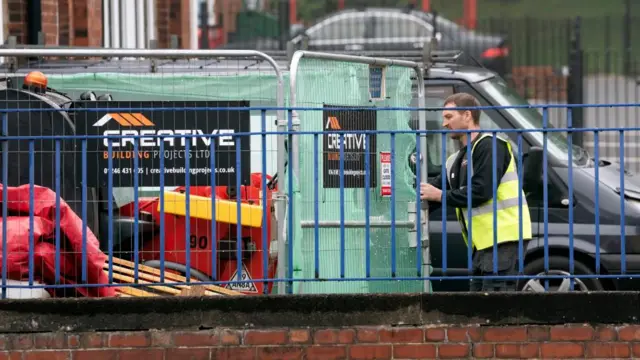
442, 103, 472, 139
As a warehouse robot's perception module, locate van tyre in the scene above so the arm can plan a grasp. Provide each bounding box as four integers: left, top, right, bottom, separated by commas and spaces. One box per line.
518, 255, 604, 292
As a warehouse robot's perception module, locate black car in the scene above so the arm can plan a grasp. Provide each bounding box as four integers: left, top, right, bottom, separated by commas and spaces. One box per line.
410, 59, 639, 293
290, 7, 510, 77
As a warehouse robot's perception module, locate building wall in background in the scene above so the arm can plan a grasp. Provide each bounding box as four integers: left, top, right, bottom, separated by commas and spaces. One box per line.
1, 0, 202, 49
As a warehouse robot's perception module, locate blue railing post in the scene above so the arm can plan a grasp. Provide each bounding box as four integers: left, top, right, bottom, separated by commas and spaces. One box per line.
567, 108, 575, 290
184, 139, 191, 282
261, 109, 269, 292
542, 107, 549, 291
28, 140, 35, 286
1, 113, 7, 299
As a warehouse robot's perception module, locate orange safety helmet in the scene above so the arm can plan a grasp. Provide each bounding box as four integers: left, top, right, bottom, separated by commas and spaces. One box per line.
23, 71, 48, 89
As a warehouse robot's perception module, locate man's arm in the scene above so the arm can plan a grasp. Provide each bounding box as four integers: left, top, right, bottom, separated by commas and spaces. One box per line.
444, 137, 509, 208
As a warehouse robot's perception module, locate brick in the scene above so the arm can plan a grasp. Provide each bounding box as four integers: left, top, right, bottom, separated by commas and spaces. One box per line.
211, 347, 256, 360
586, 342, 630, 358
32, 333, 66, 349
527, 326, 550, 341
10, 334, 33, 349
495, 343, 540, 359
244, 330, 287, 345
108, 333, 150, 348
313, 329, 355, 345
256, 346, 304, 360
165, 348, 210, 360
424, 328, 445, 342
305, 346, 347, 360
66, 336, 80, 349
0, 352, 23, 360
24, 351, 70, 360
78, 333, 105, 348
618, 325, 640, 341
378, 328, 423, 344
219, 330, 241, 345
118, 349, 164, 360
483, 327, 527, 342
0, 336, 9, 350
150, 331, 172, 347
447, 327, 481, 342
438, 344, 470, 359
550, 325, 594, 341
72, 350, 119, 360
595, 326, 617, 341
393, 344, 437, 359
172, 331, 219, 347
356, 328, 379, 343
472, 344, 494, 358
348, 345, 392, 360
540, 343, 584, 358
289, 329, 310, 344
632, 343, 640, 357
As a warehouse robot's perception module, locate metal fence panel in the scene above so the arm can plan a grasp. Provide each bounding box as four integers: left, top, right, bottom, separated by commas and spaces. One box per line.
1, 48, 639, 298
0, 48, 286, 298
287, 51, 429, 295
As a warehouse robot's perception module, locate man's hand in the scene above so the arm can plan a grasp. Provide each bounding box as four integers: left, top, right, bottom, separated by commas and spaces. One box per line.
420, 183, 442, 202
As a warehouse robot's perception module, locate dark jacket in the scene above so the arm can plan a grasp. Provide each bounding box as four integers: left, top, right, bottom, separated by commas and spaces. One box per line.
427, 134, 512, 215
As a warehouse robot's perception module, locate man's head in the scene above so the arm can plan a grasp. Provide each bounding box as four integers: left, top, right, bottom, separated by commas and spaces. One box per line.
442, 93, 481, 139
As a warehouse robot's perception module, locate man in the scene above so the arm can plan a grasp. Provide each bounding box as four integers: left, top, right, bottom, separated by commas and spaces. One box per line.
420, 92, 532, 292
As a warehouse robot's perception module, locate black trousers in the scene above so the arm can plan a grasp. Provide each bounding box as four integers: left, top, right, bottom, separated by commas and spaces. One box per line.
469, 241, 521, 292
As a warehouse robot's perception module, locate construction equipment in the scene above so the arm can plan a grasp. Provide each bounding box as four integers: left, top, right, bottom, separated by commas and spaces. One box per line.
0, 71, 277, 297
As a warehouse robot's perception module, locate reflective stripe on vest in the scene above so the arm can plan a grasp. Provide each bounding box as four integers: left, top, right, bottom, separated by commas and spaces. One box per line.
444, 133, 532, 250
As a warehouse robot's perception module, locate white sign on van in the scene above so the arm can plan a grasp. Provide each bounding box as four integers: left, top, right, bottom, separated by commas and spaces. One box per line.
225, 264, 258, 293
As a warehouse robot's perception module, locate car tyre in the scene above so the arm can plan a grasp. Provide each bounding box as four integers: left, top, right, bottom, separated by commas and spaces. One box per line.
518, 255, 604, 292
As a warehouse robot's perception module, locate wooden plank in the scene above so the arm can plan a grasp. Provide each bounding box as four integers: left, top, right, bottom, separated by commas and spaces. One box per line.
116, 287, 158, 297
109, 273, 182, 295
105, 264, 221, 297
108, 257, 244, 296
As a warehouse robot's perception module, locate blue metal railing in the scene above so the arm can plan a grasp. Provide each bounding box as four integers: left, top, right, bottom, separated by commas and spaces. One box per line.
0, 103, 639, 298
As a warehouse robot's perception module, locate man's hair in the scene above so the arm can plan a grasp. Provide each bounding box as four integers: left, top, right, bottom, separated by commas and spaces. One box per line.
443, 93, 481, 125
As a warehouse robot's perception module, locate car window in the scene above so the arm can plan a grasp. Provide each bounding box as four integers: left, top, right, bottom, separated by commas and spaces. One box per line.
409, 85, 455, 176
309, 14, 367, 40
372, 14, 432, 39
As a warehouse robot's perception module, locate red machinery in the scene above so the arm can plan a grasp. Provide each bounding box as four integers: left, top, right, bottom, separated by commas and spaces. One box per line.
118, 173, 278, 295
1, 71, 279, 296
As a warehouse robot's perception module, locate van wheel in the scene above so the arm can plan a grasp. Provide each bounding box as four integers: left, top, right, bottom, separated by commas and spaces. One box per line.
518, 255, 604, 292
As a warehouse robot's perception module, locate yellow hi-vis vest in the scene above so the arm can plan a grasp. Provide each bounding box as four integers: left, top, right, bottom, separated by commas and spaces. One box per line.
445, 133, 532, 251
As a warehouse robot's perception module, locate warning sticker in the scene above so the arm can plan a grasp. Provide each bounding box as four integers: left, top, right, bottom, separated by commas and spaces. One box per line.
380, 151, 392, 197
225, 265, 258, 293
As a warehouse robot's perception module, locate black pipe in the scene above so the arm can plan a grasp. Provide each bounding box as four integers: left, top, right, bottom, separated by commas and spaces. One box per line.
27, 0, 42, 45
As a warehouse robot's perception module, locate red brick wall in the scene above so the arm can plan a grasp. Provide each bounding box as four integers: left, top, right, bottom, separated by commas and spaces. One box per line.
72, 0, 102, 47
4, 0, 102, 47
41, 0, 58, 45
0, 324, 637, 359
156, 0, 192, 49
6, 0, 27, 44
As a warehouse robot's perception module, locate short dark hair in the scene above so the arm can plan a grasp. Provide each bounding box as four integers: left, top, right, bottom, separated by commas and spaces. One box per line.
443, 93, 481, 125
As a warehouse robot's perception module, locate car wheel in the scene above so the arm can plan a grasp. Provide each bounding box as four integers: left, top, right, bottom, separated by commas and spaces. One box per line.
518, 255, 604, 292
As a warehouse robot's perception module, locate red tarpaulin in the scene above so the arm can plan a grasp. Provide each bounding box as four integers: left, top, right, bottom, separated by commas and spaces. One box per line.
0, 184, 115, 297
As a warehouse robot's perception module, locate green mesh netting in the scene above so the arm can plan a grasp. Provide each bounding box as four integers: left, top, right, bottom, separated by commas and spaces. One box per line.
46, 63, 431, 295
292, 58, 428, 294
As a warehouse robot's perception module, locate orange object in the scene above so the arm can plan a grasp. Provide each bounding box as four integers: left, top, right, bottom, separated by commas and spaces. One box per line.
463, 0, 477, 30
24, 71, 48, 89
422, 0, 430, 12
